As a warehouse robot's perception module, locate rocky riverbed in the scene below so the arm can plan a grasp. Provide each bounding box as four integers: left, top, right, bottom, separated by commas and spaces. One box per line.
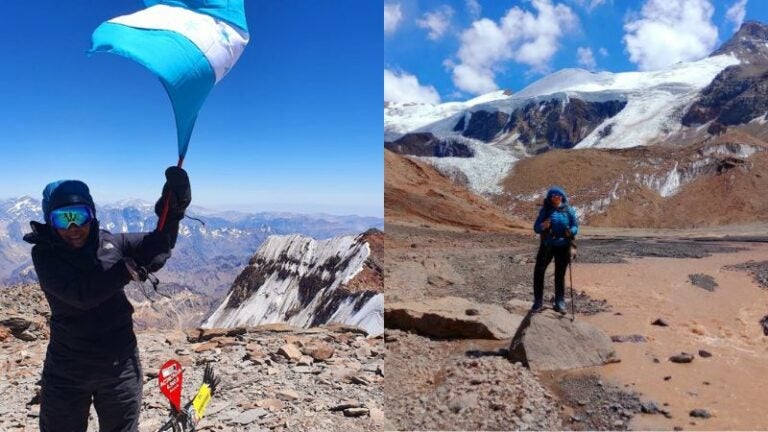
384, 223, 768, 430
384, 329, 561, 431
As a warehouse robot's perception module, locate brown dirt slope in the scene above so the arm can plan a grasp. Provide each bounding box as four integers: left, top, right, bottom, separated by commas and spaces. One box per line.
385, 150, 524, 231
498, 132, 768, 228
592, 152, 768, 228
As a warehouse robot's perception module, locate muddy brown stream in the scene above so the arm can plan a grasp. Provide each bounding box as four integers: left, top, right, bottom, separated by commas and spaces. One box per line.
578, 243, 768, 430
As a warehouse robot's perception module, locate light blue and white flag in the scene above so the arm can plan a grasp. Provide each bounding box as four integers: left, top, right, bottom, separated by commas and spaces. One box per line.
91, 0, 249, 159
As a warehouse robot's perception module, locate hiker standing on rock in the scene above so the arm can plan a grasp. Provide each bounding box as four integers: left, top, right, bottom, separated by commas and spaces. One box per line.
532, 186, 579, 313
24, 167, 191, 432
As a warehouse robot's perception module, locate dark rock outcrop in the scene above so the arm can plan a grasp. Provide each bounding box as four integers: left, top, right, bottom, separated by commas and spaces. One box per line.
682, 64, 768, 128
384, 132, 474, 157
711, 21, 768, 64
683, 21, 768, 130
461, 110, 510, 142
455, 99, 626, 152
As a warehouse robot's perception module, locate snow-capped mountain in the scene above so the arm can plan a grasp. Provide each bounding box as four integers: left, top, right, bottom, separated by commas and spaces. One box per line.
204, 230, 384, 335
385, 21, 768, 228
384, 90, 513, 141
386, 55, 738, 153
385, 52, 741, 195
0, 197, 383, 295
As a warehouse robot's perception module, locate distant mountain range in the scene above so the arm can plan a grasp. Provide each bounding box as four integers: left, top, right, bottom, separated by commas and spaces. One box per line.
0, 197, 383, 296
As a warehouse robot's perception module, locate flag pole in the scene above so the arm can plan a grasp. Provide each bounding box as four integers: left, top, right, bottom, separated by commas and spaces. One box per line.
157, 157, 185, 231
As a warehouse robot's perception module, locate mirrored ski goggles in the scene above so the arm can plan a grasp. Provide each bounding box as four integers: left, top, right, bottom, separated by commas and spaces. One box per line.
49, 205, 94, 230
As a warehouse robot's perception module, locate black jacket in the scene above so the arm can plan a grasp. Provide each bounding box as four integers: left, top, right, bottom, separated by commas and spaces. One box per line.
24, 220, 178, 363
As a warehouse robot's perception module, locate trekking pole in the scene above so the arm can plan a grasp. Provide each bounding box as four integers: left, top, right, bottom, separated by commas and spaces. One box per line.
569, 261, 575, 322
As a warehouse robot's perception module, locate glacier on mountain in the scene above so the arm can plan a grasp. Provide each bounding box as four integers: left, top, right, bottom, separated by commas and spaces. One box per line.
384, 54, 741, 195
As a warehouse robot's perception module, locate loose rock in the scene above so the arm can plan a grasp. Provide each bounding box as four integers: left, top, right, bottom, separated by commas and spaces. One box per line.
232, 408, 268, 425
386, 297, 523, 339
690, 409, 711, 419
343, 407, 369, 417
670, 353, 694, 364
277, 343, 303, 361
276, 389, 300, 401
509, 310, 618, 371
688, 274, 718, 291
305, 343, 335, 361
611, 334, 647, 343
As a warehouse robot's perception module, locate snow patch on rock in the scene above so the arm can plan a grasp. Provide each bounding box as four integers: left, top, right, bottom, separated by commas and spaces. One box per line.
203, 233, 383, 335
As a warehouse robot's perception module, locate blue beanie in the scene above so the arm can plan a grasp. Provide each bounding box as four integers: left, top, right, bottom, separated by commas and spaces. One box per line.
42, 180, 96, 222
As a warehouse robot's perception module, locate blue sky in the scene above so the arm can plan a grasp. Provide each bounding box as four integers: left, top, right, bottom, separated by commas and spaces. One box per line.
385, 0, 768, 103
0, 1, 382, 217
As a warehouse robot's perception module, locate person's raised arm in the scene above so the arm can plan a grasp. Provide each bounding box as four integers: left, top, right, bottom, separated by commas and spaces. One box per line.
127, 167, 191, 273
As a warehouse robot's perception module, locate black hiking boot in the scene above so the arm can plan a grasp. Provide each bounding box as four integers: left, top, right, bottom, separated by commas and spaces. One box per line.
553, 301, 567, 314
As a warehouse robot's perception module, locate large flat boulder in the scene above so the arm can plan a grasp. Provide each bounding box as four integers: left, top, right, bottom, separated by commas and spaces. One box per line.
508, 310, 618, 371
385, 297, 523, 339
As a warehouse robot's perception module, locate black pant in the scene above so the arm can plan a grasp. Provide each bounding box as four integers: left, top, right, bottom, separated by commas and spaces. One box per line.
533, 243, 571, 305
39, 348, 143, 432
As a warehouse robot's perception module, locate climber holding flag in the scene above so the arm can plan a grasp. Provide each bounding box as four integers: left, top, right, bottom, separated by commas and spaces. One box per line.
27, 0, 248, 427
25, 169, 191, 431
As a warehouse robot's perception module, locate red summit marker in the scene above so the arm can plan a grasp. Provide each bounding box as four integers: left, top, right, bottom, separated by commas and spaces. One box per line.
158, 359, 183, 412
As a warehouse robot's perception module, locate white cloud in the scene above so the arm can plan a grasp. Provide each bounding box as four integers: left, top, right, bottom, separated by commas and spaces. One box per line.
623, 0, 719, 71
384, 3, 403, 35
577, 47, 597, 70
599, 47, 609, 57
452, 63, 498, 94
449, 0, 579, 95
588, 0, 608, 10
466, 0, 482, 18
384, 69, 442, 104
417, 5, 455, 41
572, 0, 609, 11
726, 0, 748, 32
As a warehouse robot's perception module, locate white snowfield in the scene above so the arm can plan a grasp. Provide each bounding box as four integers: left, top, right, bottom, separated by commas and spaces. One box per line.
203, 233, 383, 336
384, 90, 511, 141
416, 138, 519, 195
384, 54, 740, 195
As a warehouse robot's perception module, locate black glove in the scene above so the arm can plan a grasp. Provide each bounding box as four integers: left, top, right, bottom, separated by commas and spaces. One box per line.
155, 166, 191, 222
134, 231, 172, 273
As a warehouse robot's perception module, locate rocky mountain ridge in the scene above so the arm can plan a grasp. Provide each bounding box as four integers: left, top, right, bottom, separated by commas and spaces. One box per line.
204, 230, 384, 336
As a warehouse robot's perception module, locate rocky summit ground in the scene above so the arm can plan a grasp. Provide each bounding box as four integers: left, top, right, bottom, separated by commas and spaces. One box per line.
0, 285, 383, 432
